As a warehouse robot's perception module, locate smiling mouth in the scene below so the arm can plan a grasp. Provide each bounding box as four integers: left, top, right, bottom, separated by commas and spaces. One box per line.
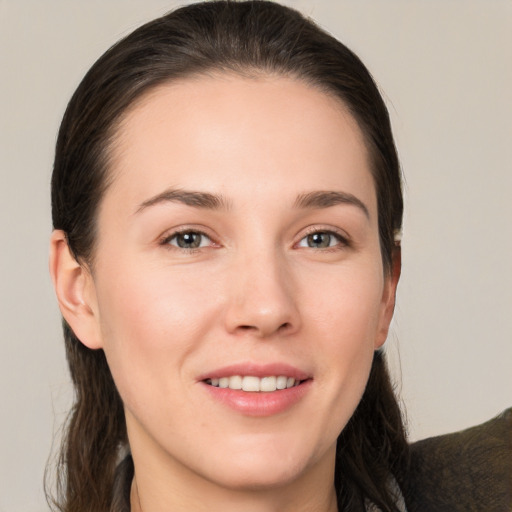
204, 375, 305, 392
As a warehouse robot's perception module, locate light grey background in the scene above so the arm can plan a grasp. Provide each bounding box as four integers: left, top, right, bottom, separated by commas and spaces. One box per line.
1, 1, 511, 510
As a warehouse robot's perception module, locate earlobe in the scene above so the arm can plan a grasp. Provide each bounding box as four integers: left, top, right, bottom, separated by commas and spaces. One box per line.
49, 230, 103, 350
375, 246, 401, 349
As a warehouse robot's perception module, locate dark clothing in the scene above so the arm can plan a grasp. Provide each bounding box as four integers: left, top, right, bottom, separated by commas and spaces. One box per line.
402, 408, 512, 512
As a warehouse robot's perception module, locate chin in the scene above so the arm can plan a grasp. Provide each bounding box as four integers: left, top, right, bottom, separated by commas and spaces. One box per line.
205, 460, 306, 492
198, 437, 323, 492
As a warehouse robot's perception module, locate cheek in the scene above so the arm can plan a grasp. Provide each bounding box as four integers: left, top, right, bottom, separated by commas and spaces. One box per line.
92, 262, 221, 402
302, 263, 383, 426
97, 259, 217, 340
306, 261, 385, 345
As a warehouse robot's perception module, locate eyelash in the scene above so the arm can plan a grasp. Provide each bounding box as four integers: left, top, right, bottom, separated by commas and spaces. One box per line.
160, 229, 216, 252
159, 227, 350, 253
296, 228, 350, 251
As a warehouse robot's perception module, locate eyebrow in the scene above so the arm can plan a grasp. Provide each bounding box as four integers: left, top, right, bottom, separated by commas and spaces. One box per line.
294, 190, 370, 219
135, 188, 231, 214
135, 188, 369, 219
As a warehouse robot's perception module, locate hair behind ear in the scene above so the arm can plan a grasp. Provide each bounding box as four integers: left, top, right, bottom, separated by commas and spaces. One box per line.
48, 322, 127, 512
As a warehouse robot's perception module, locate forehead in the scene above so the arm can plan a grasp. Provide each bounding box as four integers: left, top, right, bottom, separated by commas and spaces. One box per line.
106, 73, 376, 215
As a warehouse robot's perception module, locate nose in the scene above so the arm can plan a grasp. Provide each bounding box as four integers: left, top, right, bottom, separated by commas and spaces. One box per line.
223, 251, 301, 339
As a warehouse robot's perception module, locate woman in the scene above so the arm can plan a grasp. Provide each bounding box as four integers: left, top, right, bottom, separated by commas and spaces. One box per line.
49, 1, 408, 511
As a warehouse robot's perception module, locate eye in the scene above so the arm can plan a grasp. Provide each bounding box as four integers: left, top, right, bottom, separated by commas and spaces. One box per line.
164, 230, 212, 249
297, 230, 346, 249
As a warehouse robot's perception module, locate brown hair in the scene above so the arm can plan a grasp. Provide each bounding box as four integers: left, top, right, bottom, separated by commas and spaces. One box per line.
50, 2, 408, 511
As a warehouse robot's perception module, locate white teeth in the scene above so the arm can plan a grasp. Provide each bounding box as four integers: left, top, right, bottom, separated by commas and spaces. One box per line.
206, 375, 300, 392
276, 376, 287, 389
229, 375, 242, 390
260, 376, 277, 392
242, 376, 260, 392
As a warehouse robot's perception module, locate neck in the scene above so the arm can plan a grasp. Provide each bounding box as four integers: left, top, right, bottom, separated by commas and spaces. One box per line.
128, 439, 338, 512
130, 475, 338, 512
126, 411, 339, 512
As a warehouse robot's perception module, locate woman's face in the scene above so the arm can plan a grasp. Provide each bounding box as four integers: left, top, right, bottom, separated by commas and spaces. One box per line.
80, 74, 398, 492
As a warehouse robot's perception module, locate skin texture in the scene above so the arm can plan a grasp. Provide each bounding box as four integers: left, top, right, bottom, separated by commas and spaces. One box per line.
50, 74, 399, 512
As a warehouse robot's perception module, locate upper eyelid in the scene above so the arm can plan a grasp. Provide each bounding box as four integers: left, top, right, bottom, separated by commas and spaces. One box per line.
158, 230, 218, 253
165, 230, 211, 242
292, 228, 351, 253
298, 225, 350, 242
159, 226, 216, 242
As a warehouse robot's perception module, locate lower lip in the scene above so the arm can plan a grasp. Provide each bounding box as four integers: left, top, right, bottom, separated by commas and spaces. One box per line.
201, 380, 312, 417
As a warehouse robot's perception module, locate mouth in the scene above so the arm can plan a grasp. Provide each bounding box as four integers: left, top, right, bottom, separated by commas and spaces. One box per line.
204, 375, 305, 392
199, 364, 312, 415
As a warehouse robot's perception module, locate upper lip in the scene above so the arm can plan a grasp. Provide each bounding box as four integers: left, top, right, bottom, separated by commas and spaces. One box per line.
197, 363, 311, 382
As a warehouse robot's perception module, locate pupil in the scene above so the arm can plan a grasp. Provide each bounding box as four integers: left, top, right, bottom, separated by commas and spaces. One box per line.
178, 232, 200, 248
308, 232, 330, 248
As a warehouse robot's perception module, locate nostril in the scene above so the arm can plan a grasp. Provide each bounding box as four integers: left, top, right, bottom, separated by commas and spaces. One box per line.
235, 322, 292, 335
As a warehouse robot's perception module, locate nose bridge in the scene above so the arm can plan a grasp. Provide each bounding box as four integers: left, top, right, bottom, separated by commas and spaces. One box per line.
224, 243, 300, 338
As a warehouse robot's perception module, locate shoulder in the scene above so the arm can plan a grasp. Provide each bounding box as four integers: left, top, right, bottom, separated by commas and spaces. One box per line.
403, 408, 512, 512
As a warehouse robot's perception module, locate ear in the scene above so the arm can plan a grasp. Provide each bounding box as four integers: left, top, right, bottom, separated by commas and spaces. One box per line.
375, 245, 401, 349
49, 230, 103, 349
